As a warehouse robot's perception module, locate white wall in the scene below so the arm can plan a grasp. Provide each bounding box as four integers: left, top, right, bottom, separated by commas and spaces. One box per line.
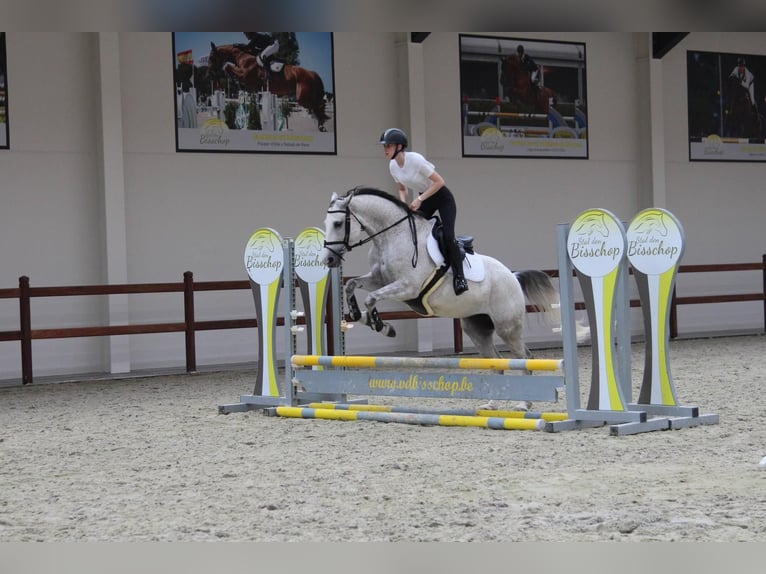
0, 32, 764, 381
0, 33, 104, 376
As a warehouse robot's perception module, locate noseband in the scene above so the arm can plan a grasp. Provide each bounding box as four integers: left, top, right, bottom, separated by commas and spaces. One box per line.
323, 195, 419, 267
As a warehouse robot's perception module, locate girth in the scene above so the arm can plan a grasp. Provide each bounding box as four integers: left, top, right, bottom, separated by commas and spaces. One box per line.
403, 265, 450, 317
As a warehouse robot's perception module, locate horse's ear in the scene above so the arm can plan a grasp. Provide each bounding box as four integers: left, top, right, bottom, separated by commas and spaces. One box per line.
211, 42, 216, 50
330, 192, 339, 202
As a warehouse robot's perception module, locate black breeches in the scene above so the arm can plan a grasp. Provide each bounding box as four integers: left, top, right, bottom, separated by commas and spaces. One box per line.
419, 187, 457, 243
419, 187, 463, 275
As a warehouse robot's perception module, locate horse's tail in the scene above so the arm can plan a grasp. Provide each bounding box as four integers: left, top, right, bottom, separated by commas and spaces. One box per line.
515, 269, 590, 343
515, 269, 559, 315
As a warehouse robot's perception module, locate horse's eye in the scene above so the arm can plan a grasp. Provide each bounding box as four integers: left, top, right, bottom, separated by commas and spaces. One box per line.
333, 221, 342, 228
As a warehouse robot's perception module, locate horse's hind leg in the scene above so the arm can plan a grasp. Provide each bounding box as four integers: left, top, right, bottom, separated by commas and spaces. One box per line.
315, 107, 326, 132
494, 316, 527, 361
461, 315, 503, 411
463, 312, 532, 411
495, 315, 535, 411
460, 314, 500, 359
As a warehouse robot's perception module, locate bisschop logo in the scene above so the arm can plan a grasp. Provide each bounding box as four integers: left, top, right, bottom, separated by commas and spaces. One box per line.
567, 209, 626, 277
703, 134, 724, 156
244, 228, 284, 285
294, 227, 328, 284
200, 118, 231, 147
626, 209, 684, 275
479, 125, 505, 151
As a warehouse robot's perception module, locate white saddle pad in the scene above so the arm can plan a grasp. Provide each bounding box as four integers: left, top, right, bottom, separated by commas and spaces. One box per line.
426, 222, 485, 282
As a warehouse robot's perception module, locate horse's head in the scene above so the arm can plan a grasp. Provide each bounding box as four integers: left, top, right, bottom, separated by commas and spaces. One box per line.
207, 42, 224, 80
321, 192, 353, 268
320, 187, 413, 267
207, 42, 235, 80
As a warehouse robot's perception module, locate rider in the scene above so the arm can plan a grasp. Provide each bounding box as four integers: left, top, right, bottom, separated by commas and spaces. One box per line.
516, 44, 540, 95
378, 128, 469, 296
244, 32, 280, 78
729, 56, 757, 112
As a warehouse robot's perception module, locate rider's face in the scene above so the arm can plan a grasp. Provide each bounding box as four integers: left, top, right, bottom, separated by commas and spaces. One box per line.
382, 143, 397, 159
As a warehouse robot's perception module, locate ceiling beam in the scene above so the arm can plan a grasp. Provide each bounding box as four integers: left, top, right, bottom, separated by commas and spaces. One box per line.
652, 33, 689, 59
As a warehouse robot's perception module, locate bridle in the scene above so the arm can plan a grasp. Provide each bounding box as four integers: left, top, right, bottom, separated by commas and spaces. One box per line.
323, 193, 420, 268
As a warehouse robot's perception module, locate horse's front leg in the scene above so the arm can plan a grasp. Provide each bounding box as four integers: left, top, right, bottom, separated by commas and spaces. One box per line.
361, 279, 420, 338
344, 274, 374, 323
344, 272, 389, 333
222, 62, 249, 84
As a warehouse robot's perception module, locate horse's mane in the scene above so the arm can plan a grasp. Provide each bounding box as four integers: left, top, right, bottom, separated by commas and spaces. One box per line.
344, 186, 423, 218
212, 43, 239, 54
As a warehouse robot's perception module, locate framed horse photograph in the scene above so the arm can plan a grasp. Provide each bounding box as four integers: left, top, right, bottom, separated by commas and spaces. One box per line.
688, 50, 766, 162
0, 32, 9, 149
459, 34, 588, 159
172, 32, 336, 155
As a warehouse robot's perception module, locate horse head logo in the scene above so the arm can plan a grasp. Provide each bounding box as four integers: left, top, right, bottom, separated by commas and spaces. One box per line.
573, 212, 610, 238
247, 231, 280, 253
631, 213, 669, 237
295, 229, 324, 252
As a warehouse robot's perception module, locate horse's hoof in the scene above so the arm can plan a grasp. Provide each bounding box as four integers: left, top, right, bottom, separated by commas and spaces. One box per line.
385, 326, 396, 337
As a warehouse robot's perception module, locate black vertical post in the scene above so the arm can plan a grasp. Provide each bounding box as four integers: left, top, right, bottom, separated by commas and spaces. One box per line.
183, 271, 196, 373
453, 319, 463, 353
19, 276, 32, 384
762, 254, 766, 334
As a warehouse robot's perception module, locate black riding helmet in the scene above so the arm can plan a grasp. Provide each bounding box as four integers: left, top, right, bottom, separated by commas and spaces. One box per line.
378, 128, 408, 148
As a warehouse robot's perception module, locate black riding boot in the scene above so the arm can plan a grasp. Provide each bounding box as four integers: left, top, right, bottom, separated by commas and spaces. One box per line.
448, 240, 468, 295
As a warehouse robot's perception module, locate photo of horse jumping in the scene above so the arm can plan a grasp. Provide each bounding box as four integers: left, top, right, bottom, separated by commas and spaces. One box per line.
207, 42, 330, 132
500, 52, 558, 113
